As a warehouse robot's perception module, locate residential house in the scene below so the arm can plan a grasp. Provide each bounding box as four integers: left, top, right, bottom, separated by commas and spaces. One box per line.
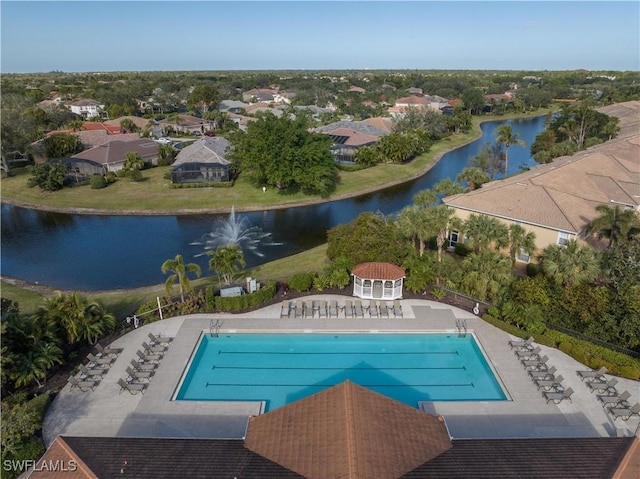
104, 116, 151, 132
314, 120, 389, 163
157, 115, 213, 136
244, 102, 284, 117
217, 100, 249, 113
443, 100, 640, 262
406, 87, 423, 95
68, 99, 106, 119
69, 138, 159, 175
32, 381, 639, 478
348, 85, 366, 93
242, 88, 278, 103
171, 137, 231, 184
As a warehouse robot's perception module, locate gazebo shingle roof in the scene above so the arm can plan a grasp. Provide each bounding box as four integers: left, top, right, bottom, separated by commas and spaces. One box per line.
352, 262, 406, 281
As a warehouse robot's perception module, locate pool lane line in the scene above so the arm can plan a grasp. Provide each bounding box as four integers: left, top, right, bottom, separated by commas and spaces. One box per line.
218, 350, 460, 355
205, 382, 475, 388
211, 365, 467, 370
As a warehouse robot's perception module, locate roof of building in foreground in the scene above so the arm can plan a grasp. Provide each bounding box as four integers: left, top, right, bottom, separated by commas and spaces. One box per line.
443, 100, 640, 234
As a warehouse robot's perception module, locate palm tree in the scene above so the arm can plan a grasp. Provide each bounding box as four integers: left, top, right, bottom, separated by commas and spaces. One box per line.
586, 204, 640, 247
463, 214, 509, 253
425, 205, 459, 262
207, 245, 246, 285
538, 239, 599, 288
397, 205, 431, 256
456, 167, 490, 191
495, 125, 525, 177
413, 189, 437, 209
161, 254, 202, 302
10, 342, 63, 388
460, 251, 513, 302
508, 224, 537, 266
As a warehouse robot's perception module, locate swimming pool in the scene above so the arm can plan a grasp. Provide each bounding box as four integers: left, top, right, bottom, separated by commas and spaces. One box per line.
175, 333, 506, 410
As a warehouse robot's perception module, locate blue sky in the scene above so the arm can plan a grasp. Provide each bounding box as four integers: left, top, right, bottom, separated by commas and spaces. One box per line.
1, 1, 638, 72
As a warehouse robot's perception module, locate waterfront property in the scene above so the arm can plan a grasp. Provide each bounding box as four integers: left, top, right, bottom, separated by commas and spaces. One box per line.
37, 298, 640, 478
171, 137, 231, 183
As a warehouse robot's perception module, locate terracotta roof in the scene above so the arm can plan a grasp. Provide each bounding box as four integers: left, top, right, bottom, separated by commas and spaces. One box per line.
81, 122, 121, 134
173, 137, 230, 166
404, 437, 636, 478
444, 101, 640, 234
72, 138, 158, 166
245, 380, 451, 479
34, 437, 302, 479
352, 262, 406, 280
614, 436, 640, 479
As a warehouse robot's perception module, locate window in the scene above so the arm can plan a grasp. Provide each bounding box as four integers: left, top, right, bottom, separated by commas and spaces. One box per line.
557, 232, 570, 246
516, 248, 531, 263
448, 230, 459, 246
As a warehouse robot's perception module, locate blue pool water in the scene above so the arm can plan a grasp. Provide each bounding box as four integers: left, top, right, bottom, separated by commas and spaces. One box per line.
175, 333, 506, 410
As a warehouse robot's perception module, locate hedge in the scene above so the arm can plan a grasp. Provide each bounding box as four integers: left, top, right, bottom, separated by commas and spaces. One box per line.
170, 181, 234, 189
214, 280, 276, 312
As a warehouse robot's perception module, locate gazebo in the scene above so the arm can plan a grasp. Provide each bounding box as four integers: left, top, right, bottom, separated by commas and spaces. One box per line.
352, 262, 405, 300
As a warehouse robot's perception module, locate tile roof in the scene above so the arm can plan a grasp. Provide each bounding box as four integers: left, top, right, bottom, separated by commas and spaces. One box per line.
352, 262, 406, 280
361, 117, 395, 133
323, 128, 379, 147
245, 380, 451, 479
403, 437, 636, 478
444, 101, 640, 234
70, 99, 103, 107
173, 137, 230, 166
72, 138, 158, 166
30, 437, 97, 479
32, 437, 302, 479
395, 96, 431, 106
315, 120, 389, 137
104, 116, 150, 129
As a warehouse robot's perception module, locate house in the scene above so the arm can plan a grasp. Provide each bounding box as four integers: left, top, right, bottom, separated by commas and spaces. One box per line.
157, 114, 213, 135
31, 381, 638, 478
104, 116, 150, 131
217, 100, 249, 113
244, 102, 283, 117
171, 137, 231, 184
443, 100, 640, 261
242, 88, 278, 103
68, 99, 105, 119
314, 120, 389, 163
348, 85, 366, 93
69, 138, 159, 174
406, 87, 423, 95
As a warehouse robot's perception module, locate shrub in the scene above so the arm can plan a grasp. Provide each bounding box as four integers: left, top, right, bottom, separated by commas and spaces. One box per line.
454, 243, 472, 257
90, 175, 107, 189
289, 272, 316, 292
105, 171, 117, 184
526, 262, 540, 276
214, 280, 276, 312
313, 274, 330, 291
431, 287, 446, 300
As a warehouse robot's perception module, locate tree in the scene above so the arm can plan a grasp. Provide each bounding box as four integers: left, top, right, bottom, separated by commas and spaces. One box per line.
27, 160, 67, 191
495, 125, 525, 177
161, 254, 202, 302
586, 204, 640, 247
463, 214, 509, 253
460, 251, 513, 302
461, 87, 486, 115
42, 132, 83, 159
538, 240, 599, 288
471, 142, 505, 179
119, 118, 139, 133
188, 83, 219, 116
229, 114, 336, 194
425, 205, 459, 262
397, 205, 431, 256
208, 244, 246, 285
456, 167, 490, 191
121, 152, 145, 181
507, 224, 537, 266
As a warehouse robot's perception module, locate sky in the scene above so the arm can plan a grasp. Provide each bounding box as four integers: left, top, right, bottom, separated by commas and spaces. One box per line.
1, 1, 638, 73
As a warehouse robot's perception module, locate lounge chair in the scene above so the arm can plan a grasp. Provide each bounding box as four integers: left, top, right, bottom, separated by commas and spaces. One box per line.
354, 300, 364, 318
87, 353, 114, 367
534, 374, 564, 391
126, 366, 153, 382
95, 343, 122, 358
608, 402, 640, 421
148, 332, 173, 345
587, 377, 618, 395
544, 386, 574, 404
515, 346, 541, 360
343, 300, 354, 318
130, 359, 157, 372
393, 300, 403, 318
304, 300, 314, 319
379, 301, 389, 318
521, 355, 548, 370
508, 336, 534, 350
280, 300, 290, 318
317, 301, 327, 318
118, 378, 147, 395
577, 366, 607, 382
294, 301, 303, 319
136, 350, 161, 363
528, 365, 557, 380
79, 364, 107, 379
598, 390, 631, 407
69, 376, 98, 392
142, 341, 166, 354
328, 300, 338, 318
369, 302, 379, 318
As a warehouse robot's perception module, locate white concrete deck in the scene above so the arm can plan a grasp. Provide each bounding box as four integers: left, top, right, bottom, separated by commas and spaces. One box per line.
43, 297, 640, 446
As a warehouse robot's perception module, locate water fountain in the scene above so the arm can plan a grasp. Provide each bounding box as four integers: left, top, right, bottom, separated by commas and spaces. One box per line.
191, 206, 281, 258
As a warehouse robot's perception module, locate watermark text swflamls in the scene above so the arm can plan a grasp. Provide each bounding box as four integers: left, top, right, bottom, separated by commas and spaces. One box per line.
3, 459, 78, 473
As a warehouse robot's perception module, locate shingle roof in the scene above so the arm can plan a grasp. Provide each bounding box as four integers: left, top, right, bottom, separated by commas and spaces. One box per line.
244, 380, 451, 479
104, 116, 150, 129
324, 128, 379, 147
352, 262, 406, 280
72, 138, 158, 166
361, 117, 395, 133
315, 120, 389, 137
395, 96, 430, 106
30, 437, 302, 479
173, 137, 230, 166
70, 99, 103, 107
444, 101, 640, 234
403, 437, 636, 478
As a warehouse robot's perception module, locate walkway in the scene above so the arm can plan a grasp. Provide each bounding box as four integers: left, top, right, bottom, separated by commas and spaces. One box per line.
43, 297, 640, 446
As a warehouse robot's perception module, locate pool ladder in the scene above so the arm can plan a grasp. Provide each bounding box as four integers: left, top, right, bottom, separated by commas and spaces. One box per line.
210, 319, 222, 338
455, 318, 467, 337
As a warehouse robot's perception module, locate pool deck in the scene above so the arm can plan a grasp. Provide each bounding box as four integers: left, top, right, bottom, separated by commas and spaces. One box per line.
43, 297, 640, 446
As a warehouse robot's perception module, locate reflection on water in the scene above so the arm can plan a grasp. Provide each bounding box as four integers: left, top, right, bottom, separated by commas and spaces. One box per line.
1, 116, 547, 290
